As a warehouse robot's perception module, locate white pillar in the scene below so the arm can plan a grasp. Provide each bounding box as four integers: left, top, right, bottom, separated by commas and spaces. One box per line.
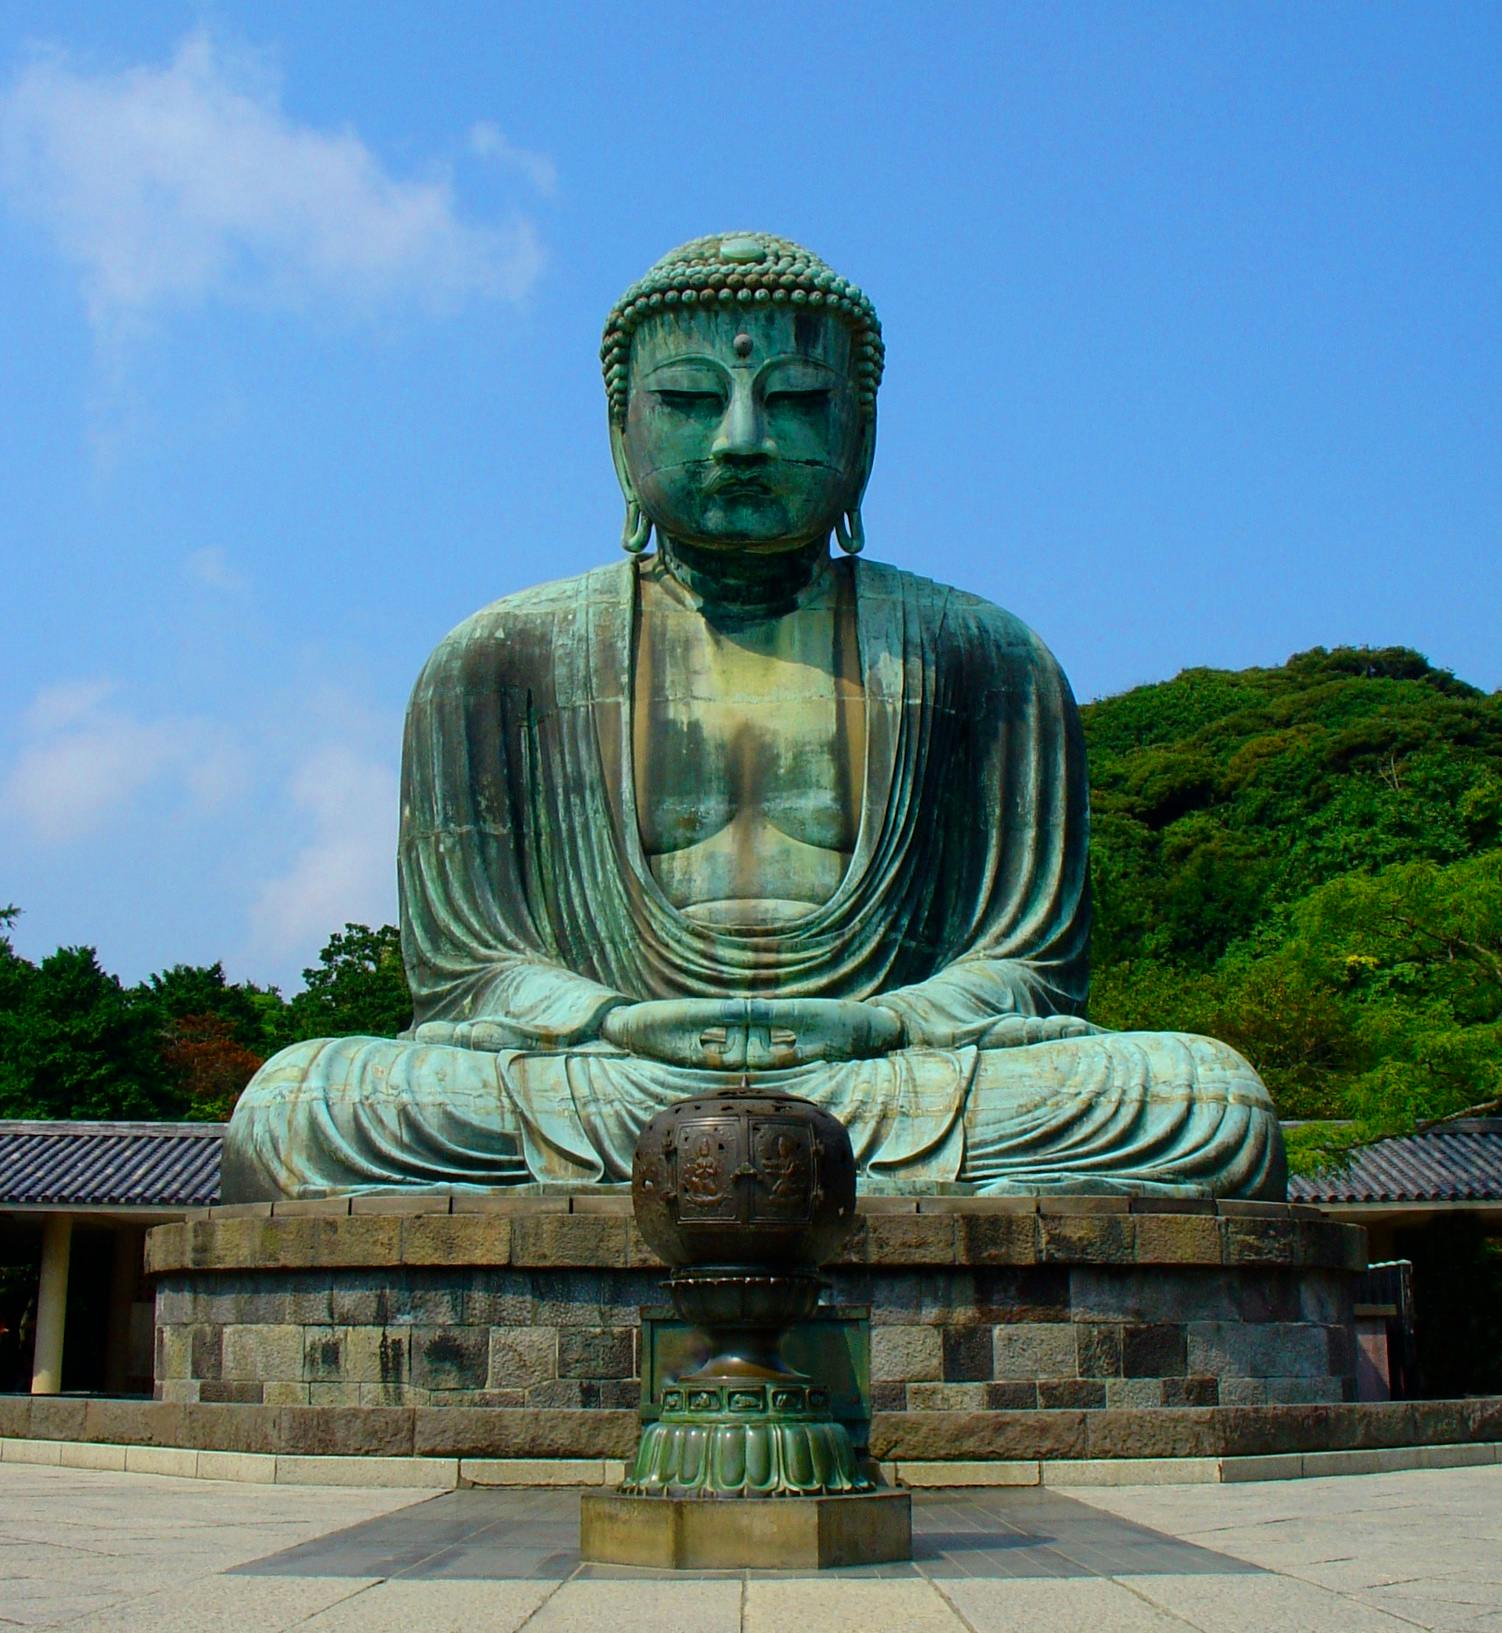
31, 1214, 72, 1395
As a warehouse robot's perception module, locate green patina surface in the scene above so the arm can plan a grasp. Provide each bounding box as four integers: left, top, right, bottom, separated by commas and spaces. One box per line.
640, 1306, 872, 1453
222, 232, 1286, 1204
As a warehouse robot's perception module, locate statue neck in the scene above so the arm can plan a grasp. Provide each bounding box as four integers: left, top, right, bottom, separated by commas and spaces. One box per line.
655, 535, 831, 618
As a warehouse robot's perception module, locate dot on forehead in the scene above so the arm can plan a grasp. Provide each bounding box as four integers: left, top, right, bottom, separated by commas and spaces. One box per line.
631, 305, 853, 369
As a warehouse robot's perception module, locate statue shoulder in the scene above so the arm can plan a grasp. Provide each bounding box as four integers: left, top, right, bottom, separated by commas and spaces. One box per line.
412, 562, 629, 693
859, 560, 1071, 688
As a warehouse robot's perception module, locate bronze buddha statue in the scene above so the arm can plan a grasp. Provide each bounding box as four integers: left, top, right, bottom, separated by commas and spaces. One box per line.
223, 233, 1285, 1202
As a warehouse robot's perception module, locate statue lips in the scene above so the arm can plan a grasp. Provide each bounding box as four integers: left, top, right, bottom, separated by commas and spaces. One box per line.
705, 459, 774, 489
708, 472, 773, 499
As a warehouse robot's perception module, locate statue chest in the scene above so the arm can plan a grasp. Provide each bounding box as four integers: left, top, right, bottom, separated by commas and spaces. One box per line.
629, 592, 865, 925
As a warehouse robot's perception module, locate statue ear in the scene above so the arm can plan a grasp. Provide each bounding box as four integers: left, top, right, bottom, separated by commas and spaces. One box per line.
609, 418, 636, 505
834, 411, 876, 556
853, 410, 877, 508
609, 419, 652, 554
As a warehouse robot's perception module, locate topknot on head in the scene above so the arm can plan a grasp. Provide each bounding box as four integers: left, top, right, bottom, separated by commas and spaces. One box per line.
600, 232, 884, 425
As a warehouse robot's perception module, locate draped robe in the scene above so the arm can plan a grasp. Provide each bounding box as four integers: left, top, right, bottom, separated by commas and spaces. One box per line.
221, 557, 1285, 1201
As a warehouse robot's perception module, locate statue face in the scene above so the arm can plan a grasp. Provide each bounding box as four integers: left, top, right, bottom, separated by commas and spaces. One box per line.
621, 305, 867, 551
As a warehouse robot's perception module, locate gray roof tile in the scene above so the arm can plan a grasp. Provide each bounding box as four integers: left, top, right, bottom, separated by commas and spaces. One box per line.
1289, 1120, 1502, 1205
0, 1120, 224, 1207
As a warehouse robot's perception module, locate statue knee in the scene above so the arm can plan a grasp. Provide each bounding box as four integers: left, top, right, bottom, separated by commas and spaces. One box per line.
235, 1036, 343, 1104
1165, 1032, 1275, 1109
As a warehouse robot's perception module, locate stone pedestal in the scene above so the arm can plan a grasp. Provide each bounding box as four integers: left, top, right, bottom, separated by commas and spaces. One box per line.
145, 1195, 1366, 1435
579, 1488, 911, 1569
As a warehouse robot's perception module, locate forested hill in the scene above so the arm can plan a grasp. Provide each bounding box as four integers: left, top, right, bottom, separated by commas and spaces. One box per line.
1081, 646, 1502, 1169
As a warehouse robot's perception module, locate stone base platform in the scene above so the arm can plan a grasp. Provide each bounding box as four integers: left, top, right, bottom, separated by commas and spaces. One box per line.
4, 1399, 1502, 1489
579, 1489, 912, 1569
144, 1194, 1368, 1419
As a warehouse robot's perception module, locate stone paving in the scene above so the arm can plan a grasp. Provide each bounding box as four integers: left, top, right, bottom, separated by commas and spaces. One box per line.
0, 1461, 1499, 1630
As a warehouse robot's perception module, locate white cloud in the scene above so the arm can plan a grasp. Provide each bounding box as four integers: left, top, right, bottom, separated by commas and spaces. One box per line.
3, 672, 398, 985
184, 545, 247, 592
468, 119, 557, 195
23, 677, 118, 735
0, 30, 546, 333
247, 745, 397, 961
4, 677, 244, 842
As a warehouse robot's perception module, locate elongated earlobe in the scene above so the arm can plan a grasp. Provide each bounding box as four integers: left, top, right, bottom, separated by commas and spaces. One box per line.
834, 507, 865, 555
622, 499, 652, 554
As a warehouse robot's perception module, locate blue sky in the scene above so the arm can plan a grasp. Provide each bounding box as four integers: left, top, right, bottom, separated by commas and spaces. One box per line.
2, 2, 1498, 992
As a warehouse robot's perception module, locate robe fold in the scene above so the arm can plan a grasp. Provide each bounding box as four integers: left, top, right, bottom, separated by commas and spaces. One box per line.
222, 557, 1285, 1202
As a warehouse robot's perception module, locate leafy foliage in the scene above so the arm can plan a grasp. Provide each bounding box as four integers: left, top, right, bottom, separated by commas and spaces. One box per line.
283, 923, 412, 1044
0, 913, 411, 1124
0, 941, 166, 1121
159, 1014, 265, 1123
1084, 646, 1502, 1170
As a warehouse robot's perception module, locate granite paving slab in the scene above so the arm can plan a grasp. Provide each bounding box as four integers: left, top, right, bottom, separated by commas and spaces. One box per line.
228, 1485, 1262, 1582
4, 1461, 1500, 1630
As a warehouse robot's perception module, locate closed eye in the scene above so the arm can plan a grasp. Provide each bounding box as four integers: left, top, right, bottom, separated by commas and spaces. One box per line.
655, 389, 723, 411
764, 387, 831, 408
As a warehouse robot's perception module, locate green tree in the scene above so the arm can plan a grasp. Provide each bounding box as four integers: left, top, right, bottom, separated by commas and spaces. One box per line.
285, 923, 411, 1042
143, 961, 290, 1055
1278, 853, 1502, 1168
132, 962, 294, 1123
0, 914, 412, 1121
0, 942, 180, 1121
1083, 647, 1502, 1172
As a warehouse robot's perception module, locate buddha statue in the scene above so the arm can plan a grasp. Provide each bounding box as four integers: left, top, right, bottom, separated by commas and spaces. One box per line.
222, 232, 1285, 1202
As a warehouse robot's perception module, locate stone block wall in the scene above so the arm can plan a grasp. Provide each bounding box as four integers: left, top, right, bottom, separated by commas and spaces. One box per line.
155, 1266, 657, 1409
830, 1263, 1357, 1411
147, 1197, 1365, 1414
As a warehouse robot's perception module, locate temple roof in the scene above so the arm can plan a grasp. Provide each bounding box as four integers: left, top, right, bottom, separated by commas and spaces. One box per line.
0, 1120, 225, 1209
1289, 1120, 1502, 1206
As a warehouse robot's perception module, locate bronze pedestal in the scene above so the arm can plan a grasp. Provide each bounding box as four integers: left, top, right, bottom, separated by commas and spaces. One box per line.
580, 1083, 911, 1567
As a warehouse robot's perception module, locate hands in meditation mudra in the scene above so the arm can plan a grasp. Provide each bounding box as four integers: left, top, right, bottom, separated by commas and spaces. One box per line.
223, 233, 1285, 1202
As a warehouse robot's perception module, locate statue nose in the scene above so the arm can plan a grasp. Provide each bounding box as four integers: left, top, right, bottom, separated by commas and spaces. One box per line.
711, 382, 776, 462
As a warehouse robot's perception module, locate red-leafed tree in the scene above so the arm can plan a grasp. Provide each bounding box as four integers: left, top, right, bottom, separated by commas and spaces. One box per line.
159, 1012, 264, 1122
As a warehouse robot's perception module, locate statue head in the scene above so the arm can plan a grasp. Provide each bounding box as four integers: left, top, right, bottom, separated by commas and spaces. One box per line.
602, 234, 884, 556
